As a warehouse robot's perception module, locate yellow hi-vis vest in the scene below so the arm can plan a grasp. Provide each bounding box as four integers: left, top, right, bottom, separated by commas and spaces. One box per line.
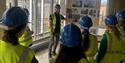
19, 26, 33, 47
101, 32, 125, 63
82, 34, 98, 62
0, 40, 34, 63
50, 14, 62, 32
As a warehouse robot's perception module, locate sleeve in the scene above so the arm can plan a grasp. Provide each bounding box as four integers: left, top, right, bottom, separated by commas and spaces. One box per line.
95, 34, 107, 63
61, 15, 65, 20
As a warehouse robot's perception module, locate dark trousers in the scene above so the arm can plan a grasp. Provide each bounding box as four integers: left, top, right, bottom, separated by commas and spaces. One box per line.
48, 32, 59, 58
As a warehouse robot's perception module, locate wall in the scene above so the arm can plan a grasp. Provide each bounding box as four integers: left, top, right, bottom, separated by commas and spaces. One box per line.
66, 0, 101, 26
107, 0, 125, 15
0, 0, 6, 18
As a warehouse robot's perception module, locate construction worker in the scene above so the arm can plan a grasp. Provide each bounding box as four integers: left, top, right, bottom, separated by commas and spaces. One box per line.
79, 16, 98, 62
116, 11, 125, 43
19, 8, 33, 47
48, 4, 65, 58
55, 23, 89, 63
0, 7, 38, 63
95, 15, 125, 63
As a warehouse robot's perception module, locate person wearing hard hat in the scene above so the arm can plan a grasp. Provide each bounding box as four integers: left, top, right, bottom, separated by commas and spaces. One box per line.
79, 16, 98, 62
54, 23, 89, 63
0, 7, 38, 63
48, 4, 65, 59
116, 11, 125, 43
19, 8, 33, 47
95, 15, 125, 63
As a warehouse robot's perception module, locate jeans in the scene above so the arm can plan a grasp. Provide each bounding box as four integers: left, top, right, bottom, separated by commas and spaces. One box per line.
48, 32, 59, 58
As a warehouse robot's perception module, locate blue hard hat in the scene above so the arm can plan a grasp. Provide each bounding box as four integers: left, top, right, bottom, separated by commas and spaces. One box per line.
105, 15, 118, 25
60, 23, 82, 47
79, 16, 93, 29
1, 7, 28, 27
116, 11, 125, 19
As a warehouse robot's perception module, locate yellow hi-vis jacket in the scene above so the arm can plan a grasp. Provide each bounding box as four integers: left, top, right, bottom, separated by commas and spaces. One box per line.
49, 14, 62, 32
0, 40, 34, 63
82, 34, 98, 62
101, 32, 125, 63
19, 26, 33, 47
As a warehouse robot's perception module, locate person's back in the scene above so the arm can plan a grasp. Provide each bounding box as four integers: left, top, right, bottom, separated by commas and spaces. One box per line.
84, 34, 97, 62
100, 30, 125, 63
95, 15, 125, 63
0, 40, 34, 63
55, 23, 89, 63
0, 7, 38, 63
79, 16, 98, 62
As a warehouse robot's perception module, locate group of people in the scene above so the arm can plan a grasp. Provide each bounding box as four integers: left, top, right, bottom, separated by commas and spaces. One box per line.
0, 3, 125, 63
49, 4, 125, 63
48, 4, 98, 63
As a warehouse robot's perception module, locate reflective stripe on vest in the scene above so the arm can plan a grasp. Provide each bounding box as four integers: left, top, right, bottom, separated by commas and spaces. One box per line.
19, 47, 30, 63
100, 32, 125, 63
0, 40, 33, 63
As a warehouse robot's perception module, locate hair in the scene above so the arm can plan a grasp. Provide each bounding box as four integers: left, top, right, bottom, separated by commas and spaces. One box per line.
81, 29, 90, 52
55, 4, 61, 9
55, 44, 86, 63
23, 8, 29, 15
2, 24, 26, 45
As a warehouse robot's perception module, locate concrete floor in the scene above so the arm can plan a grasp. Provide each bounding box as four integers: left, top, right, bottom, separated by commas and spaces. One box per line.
35, 49, 49, 63
31, 36, 50, 63
35, 44, 60, 63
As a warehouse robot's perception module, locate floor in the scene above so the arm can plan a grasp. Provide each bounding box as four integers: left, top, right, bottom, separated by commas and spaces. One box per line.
35, 49, 49, 63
